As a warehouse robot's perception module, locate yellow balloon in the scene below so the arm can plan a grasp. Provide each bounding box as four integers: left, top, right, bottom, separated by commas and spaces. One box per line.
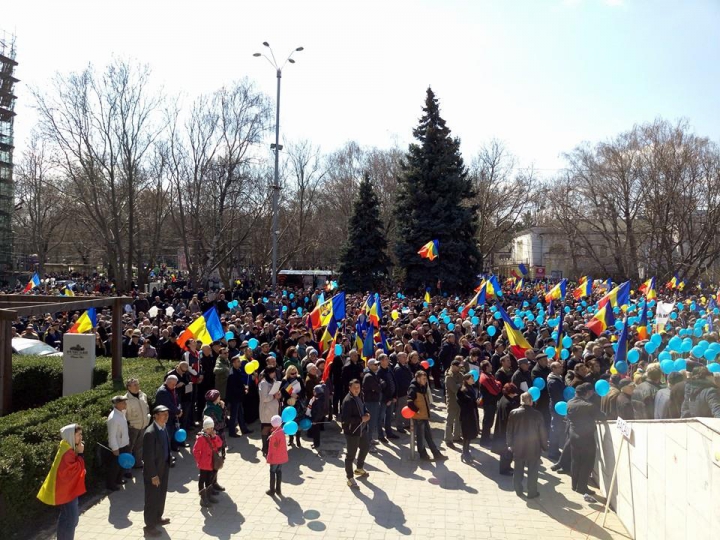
610, 366, 618, 375
391, 310, 399, 320
244, 362, 256, 374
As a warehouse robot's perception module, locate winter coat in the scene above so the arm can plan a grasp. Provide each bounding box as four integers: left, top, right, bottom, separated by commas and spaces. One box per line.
258, 377, 281, 424
213, 357, 232, 400
456, 385, 480, 440
511, 368, 533, 393
362, 369, 384, 403
479, 372, 502, 407
445, 369, 464, 412
192, 432, 223, 471
266, 427, 289, 465
166, 368, 193, 403
546, 373, 566, 410
308, 392, 328, 423
393, 363, 413, 398
632, 380, 662, 420
681, 379, 720, 419
492, 395, 520, 454
530, 363, 551, 412
203, 401, 227, 432
341, 392, 367, 435
341, 360, 365, 393
506, 405, 548, 460
495, 367, 513, 389
616, 393, 634, 420
378, 366, 397, 402
601, 387, 621, 419
407, 381, 431, 420
124, 390, 150, 430
226, 366, 247, 403
155, 384, 180, 417
567, 397, 607, 443
438, 341, 459, 371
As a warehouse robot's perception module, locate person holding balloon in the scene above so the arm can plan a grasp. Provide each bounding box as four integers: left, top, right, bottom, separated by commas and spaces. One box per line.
106, 395, 131, 491
281, 365, 307, 447
154, 375, 182, 457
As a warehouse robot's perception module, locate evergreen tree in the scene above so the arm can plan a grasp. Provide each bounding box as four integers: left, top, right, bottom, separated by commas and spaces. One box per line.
394, 87, 480, 293
337, 172, 391, 293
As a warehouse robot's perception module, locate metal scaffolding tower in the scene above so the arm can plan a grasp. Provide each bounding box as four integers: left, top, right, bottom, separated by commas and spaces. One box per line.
0, 32, 17, 280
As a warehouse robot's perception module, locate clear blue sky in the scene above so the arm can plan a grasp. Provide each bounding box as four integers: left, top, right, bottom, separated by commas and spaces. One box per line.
5, 0, 720, 173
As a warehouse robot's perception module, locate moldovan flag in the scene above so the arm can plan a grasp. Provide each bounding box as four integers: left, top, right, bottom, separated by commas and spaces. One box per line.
496, 304, 532, 359
37, 439, 86, 506
67, 308, 97, 334
639, 277, 657, 300
586, 303, 615, 337
177, 307, 224, 349
418, 240, 439, 261
308, 292, 346, 329
545, 279, 567, 304
573, 277, 592, 300
23, 272, 41, 293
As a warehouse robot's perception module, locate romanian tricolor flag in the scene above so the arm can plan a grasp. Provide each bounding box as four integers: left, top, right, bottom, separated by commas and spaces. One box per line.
545, 279, 567, 304
418, 240, 439, 261
365, 294, 381, 327
637, 302, 649, 340
308, 292, 346, 329
614, 318, 629, 365
666, 274, 679, 290
177, 307, 224, 349
496, 304, 532, 359
37, 426, 86, 506
514, 279, 524, 294
67, 308, 97, 334
321, 328, 340, 382
23, 272, 41, 293
573, 277, 592, 300
598, 281, 631, 309
510, 264, 529, 279
461, 283, 486, 319
319, 318, 339, 353
586, 303, 615, 337
639, 277, 657, 300
555, 313, 565, 359
486, 275, 503, 298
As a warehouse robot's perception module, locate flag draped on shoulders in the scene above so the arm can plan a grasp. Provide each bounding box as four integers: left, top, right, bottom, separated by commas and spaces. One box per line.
37, 438, 86, 506
496, 304, 532, 359
177, 307, 224, 349
418, 240, 439, 261
67, 308, 97, 334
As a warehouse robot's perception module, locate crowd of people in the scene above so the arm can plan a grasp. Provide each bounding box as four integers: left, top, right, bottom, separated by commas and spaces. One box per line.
27, 276, 720, 539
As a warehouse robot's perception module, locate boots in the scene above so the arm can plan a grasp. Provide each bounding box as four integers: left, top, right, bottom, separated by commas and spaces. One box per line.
266, 471, 276, 496
275, 470, 283, 497
199, 488, 211, 507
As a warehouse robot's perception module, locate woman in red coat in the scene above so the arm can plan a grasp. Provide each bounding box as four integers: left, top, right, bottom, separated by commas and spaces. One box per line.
192, 417, 224, 507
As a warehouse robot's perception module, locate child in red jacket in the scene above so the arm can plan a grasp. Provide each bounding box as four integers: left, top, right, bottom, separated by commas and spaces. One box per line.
192, 417, 224, 506
266, 415, 289, 497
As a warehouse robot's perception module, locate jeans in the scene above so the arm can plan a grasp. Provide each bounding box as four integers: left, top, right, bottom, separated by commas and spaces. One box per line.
57, 497, 79, 540
415, 419, 440, 456
548, 412, 566, 460
345, 433, 370, 478
228, 400, 249, 435
365, 402, 381, 441
444, 406, 461, 442
513, 457, 540, 496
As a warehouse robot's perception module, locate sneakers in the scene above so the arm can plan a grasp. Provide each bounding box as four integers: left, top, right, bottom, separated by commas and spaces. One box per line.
347, 478, 359, 489
354, 468, 369, 477
583, 493, 598, 504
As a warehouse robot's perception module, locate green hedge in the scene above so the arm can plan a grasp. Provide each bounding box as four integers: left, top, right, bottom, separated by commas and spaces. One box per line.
0, 356, 168, 537
11, 356, 110, 412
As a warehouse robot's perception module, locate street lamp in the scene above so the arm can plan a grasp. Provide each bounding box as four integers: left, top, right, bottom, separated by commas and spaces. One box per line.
254, 42, 304, 287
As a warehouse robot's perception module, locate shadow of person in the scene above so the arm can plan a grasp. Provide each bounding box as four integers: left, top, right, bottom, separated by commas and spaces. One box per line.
227, 433, 262, 464
275, 496, 306, 526
351, 479, 412, 536
431, 462, 478, 494
166, 450, 197, 494
200, 496, 245, 540
107, 480, 144, 529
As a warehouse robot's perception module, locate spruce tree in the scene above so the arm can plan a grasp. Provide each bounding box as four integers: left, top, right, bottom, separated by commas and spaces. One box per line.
394, 87, 480, 293
337, 172, 391, 293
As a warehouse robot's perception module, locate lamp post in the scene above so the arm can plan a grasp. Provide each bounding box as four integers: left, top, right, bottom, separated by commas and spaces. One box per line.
254, 42, 304, 287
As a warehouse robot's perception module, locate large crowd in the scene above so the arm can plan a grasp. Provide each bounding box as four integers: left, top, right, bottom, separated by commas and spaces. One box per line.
17, 276, 720, 539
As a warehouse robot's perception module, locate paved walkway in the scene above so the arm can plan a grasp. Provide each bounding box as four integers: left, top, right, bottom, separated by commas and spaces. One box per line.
41, 396, 630, 540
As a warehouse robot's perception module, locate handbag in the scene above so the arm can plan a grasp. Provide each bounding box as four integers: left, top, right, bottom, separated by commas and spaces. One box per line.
206, 435, 224, 470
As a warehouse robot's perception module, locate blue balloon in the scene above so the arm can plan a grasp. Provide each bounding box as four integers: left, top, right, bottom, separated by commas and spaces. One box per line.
581, 301, 587, 307
429, 315, 438, 323
615, 321, 624, 331
658, 350, 672, 362
668, 336, 682, 351
528, 387, 541, 402
513, 317, 524, 329
494, 312, 502, 320
297, 307, 303, 315
289, 293, 295, 300
690, 302, 697, 311
670, 312, 678, 320
304, 296, 309, 303
693, 327, 703, 338
118, 452, 135, 469
487, 325, 497, 336
448, 323, 455, 331
677, 303, 684, 311
552, 332, 559, 342
443, 315, 451, 324
562, 336, 573, 349
691, 346, 704, 358
674, 359, 687, 372
681, 340, 693, 353
564, 306, 571, 313
467, 368, 479, 381
554, 401, 568, 416
560, 348, 570, 360
248, 338, 259, 349
536, 315, 544, 324
715, 308, 720, 315
708, 363, 720, 374
471, 316, 480, 325
615, 361, 628, 374
660, 359, 675, 374
523, 301, 530, 308
468, 309, 475, 317
281, 406, 297, 423
490, 306, 497, 312
613, 307, 621, 314
263, 297, 268, 303
527, 313, 535, 322
283, 421, 298, 436
427, 358, 435, 367
545, 346, 556, 359
282, 290, 287, 297
299, 417, 312, 431
224, 331, 234, 341
282, 305, 288, 312
423, 301, 429, 308
563, 386, 576, 401
644, 342, 657, 354
533, 377, 546, 390
627, 349, 640, 364
595, 379, 610, 397
650, 333, 662, 345
175, 429, 187, 443
335, 344, 343, 356
704, 348, 719, 362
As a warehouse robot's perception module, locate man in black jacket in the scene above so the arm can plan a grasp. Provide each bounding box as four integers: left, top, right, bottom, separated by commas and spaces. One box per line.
362, 359, 384, 448
393, 352, 413, 433
142, 406, 172, 538
546, 361, 567, 461
631, 363, 663, 419
566, 383, 607, 503
377, 354, 399, 440
506, 392, 548, 499
530, 353, 551, 431
437, 333, 459, 388
511, 358, 533, 393
341, 379, 371, 489
681, 366, 720, 418
341, 350, 364, 395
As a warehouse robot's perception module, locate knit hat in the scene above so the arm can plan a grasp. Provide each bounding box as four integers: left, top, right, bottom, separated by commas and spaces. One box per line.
202, 416, 214, 430
205, 389, 220, 402
270, 415, 282, 428
307, 347, 318, 356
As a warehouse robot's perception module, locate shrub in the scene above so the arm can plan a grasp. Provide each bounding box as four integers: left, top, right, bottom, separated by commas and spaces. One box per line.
0, 357, 168, 537
11, 356, 110, 412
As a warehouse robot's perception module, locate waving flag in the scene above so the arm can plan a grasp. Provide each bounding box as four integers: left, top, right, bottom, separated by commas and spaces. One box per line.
321, 328, 340, 382
637, 301, 649, 340
177, 307, 224, 349
461, 283, 487, 319
514, 278, 524, 294
639, 277, 656, 300
365, 294, 380, 327
666, 273, 679, 290
545, 279, 567, 304
486, 275, 503, 298
555, 312, 565, 359
418, 240, 439, 261
615, 318, 629, 365
598, 281, 631, 309
573, 277, 592, 300
308, 292, 346, 329
37, 436, 86, 507
586, 304, 615, 337
67, 308, 97, 334
496, 304, 532, 359
23, 273, 41, 293
319, 318, 339, 353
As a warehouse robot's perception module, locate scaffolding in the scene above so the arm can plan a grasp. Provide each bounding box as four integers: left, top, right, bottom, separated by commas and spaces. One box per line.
0, 31, 17, 279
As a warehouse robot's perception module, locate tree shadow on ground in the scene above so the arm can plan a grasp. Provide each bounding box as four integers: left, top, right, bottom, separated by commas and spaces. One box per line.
351, 479, 412, 536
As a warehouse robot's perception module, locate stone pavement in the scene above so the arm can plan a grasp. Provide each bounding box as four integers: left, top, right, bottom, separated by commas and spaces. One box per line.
38, 394, 630, 540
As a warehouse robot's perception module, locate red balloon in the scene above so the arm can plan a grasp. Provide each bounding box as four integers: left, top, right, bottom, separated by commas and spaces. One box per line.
401, 406, 416, 419
420, 360, 430, 369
